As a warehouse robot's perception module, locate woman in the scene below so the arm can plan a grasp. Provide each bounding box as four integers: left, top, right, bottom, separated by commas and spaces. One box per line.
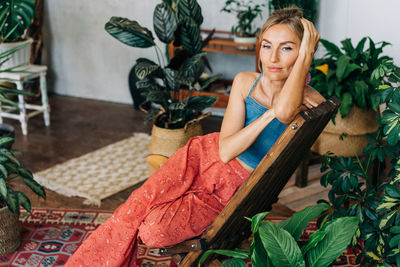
66, 7, 325, 267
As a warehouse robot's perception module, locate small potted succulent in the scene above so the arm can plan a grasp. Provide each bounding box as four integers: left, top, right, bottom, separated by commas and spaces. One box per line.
221, 0, 265, 47
0, 0, 36, 70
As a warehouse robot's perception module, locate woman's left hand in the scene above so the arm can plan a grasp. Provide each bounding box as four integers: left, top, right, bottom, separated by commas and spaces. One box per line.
299, 18, 320, 57
302, 89, 326, 109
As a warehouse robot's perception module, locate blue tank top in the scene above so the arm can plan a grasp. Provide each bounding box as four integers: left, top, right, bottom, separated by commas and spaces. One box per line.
236, 74, 287, 169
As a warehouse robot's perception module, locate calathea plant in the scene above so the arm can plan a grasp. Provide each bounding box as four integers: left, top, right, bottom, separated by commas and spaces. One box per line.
105, 0, 220, 129
318, 60, 400, 266
310, 37, 392, 118
198, 203, 359, 267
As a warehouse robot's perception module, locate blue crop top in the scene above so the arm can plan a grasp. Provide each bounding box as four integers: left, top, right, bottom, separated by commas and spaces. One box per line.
236, 74, 287, 169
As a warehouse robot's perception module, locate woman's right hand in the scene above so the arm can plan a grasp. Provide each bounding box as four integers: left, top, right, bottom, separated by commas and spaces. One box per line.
299, 18, 320, 58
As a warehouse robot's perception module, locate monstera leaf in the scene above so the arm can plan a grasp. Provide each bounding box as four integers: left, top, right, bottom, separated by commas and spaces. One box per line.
0, 0, 35, 42
176, 0, 203, 26
153, 3, 177, 44
105, 17, 155, 48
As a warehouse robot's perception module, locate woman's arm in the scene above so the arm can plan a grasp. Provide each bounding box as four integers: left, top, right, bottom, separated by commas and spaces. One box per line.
218, 72, 276, 163
273, 19, 320, 124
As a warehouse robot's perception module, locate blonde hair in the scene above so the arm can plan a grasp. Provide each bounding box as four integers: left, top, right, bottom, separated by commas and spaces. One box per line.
258, 7, 304, 70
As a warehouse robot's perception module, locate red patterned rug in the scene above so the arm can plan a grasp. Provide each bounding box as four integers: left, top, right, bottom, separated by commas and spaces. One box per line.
0, 208, 359, 266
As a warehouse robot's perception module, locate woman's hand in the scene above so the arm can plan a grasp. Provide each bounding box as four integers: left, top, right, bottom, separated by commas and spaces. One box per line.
299, 18, 320, 58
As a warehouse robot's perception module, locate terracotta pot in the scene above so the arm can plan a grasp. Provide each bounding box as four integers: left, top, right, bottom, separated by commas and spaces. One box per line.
0, 206, 21, 256
311, 106, 379, 157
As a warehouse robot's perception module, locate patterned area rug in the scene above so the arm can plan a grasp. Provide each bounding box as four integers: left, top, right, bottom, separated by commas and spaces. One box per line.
0, 208, 176, 267
0, 208, 359, 267
33, 133, 151, 206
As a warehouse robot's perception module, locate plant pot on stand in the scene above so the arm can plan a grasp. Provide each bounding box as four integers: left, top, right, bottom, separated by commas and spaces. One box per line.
311, 106, 379, 157
233, 35, 257, 50
0, 38, 33, 70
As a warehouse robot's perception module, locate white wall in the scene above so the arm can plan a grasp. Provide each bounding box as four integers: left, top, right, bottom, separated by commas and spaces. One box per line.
43, 0, 400, 105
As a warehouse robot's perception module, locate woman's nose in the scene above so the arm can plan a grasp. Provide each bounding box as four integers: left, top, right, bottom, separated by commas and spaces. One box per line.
270, 49, 279, 63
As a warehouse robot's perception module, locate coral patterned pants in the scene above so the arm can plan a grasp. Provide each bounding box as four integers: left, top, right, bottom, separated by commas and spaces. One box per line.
66, 132, 250, 267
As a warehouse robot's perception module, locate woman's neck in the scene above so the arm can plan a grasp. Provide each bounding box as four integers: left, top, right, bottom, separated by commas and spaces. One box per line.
261, 75, 286, 106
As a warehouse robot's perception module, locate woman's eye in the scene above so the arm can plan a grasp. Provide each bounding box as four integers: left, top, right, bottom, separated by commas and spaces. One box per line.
262, 44, 271, 49
282, 46, 292, 51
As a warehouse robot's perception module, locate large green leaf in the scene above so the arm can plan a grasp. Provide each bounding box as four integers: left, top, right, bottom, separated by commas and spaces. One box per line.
198, 249, 248, 266
0, 178, 7, 200
0, 0, 35, 41
339, 92, 353, 118
0, 137, 14, 147
301, 231, 328, 255
23, 178, 46, 199
176, 0, 203, 26
179, 17, 202, 53
278, 203, 329, 240
134, 60, 160, 80
164, 68, 179, 91
250, 232, 270, 267
17, 166, 34, 180
320, 39, 343, 58
259, 221, 305, 267
305, 217, 359, 267
5, 187, 18, 213
16, 191, 31, 212
187, 95, 216, 111
105, 17, 155, 48
153, 3, 177, 44
181, 52, 206, 81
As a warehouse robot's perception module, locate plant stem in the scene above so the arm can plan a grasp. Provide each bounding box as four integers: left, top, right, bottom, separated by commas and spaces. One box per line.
344, 137, 373, 187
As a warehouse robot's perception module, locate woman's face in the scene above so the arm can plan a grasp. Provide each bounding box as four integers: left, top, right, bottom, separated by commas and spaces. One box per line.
260, 24, 301, 82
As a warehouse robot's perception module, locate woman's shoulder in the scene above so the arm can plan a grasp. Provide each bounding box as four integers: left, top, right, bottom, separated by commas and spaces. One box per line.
232, 71, 260, 96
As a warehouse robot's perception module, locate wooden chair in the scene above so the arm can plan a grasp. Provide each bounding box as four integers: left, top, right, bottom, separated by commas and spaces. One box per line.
158, 97, 340, 266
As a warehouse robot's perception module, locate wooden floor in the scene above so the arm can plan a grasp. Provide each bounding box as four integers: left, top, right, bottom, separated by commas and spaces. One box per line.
7, 94, 328, 217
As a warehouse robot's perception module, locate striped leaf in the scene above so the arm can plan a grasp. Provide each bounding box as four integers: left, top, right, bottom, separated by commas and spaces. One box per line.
179, 17, 202, 53
105, 17, 155, 48
176, 0, 203, 26
5, 187, 18, 213
134, 60, 160, 80
181, 52, 206, 81
153, 3, 177, 44
0, 178, 7, 200
16, 191, 31, 212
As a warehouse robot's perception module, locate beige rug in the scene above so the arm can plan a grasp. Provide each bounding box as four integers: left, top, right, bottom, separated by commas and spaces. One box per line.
34, 133, 151, 206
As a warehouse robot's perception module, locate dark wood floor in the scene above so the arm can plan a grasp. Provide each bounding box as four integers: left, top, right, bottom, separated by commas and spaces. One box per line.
8, 94, 294, 216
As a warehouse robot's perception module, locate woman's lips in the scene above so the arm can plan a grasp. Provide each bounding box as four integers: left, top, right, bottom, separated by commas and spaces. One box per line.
267, 66, 282, 72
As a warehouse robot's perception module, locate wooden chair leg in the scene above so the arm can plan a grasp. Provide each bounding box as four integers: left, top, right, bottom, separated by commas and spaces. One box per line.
295, 150, 311, 187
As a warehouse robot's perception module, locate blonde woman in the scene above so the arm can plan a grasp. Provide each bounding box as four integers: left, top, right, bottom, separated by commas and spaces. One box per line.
67, 7, 325, 267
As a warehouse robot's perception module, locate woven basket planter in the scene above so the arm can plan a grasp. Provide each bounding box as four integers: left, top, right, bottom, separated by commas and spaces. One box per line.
148, 120, 203, 158
0, 206, 21, 256
311, 106, 379, 157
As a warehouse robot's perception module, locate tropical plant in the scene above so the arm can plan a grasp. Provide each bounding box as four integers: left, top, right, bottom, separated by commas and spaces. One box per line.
310, 37, 392, 118
221, 0, 265, 37
0, 137, 46, 213
198, 203, 359, 267
268, 0, 317, 23
318, 60, 400, 266
105, 0, 221, 129
0, 0, 36, 42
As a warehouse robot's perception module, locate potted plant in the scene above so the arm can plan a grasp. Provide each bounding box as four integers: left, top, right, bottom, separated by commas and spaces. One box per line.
309, 37, 392, 156
0, 136, 46, 256
105, 0, 221, 157
318, 60, 400, 266
0, 0, 36, 70
268, 0, 318, 23
221, 0, 265, 47
199, 203, 359, 266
